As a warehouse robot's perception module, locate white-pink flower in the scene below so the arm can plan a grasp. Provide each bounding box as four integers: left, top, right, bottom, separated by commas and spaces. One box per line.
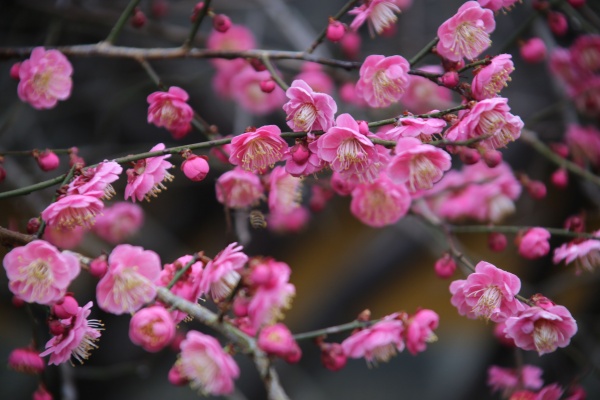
41, 194, 104, 230
215, 168, 264, 209
553, 232, 600, 274
283, 79, 337, 132
487, 364, 544, 397
382, 117, 446, 141
471, 54, 514, 100
349, 0, 401, 36
17, 47, 73, 109
96, 244, 161, 315
436, 1, 496, 62
124, 143, 174, 203
268, 166, 303, 215
404, 309, 439, 355
199, 243, 248, 303
147, 87, 194, 139
355, 55, 410, 108
40, 301, 102, 365
258, 323, 302, 363
177, 330, 240, 396
229, 125, 287, 173
3, 240, 80, 305
129, 305, 176, 352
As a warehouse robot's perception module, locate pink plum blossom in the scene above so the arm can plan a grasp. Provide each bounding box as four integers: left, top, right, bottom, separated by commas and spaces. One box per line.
450, 261, 524, 322
571, 34, 600, 74
267, 207, 311, 234
129, 305, 176, 352
341, 313, 405, 365
42, 225, 86, 250
41, 194, 104, 230
349, 0, 401, 36
35, 150, 60, 172
434, 253, 457, 279
96, 244, 161, 315
8, 347, 45, 374
350, 172, 411, 227
17, 47, 73, 109
147, 87, 194, 139
518, 228, 551, 260
176, 330, 240, 396
355, 55, 410, 108
157, 255, 204, 323
181, 155, 209, 182
401, 65, 453, 114
67, 161, 122, 200
199, 242, 248, 303
3, 240, 80, 305
387, 137, 452, 192
504, 303, 578, 355
229, 125, 287, 173
487, 364, 544, 397
520, 38, 547, 63
206, 24, 256, 69
478, 0, 519, 11
268, 166, 302, 215
230, 66, 286, 115
293, 62, 334, 94
471, 54, 514, 100
382, 117, 446, 141
40, 301, 102, 365
436, 1, 496, 62
565, 124, 600, 167
404, 309, 439, 355
283, 79, 337, 132
258, 323, 302, 363
283, 137, 324, 177
92, 202, 144, 244
125, 143, 174, 203
215, 168, 264, 209
553, 232, 600, 274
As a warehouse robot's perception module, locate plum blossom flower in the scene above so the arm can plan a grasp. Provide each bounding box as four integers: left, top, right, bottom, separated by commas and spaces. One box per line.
96, 244, 161, 315
283, 80, 337, 133
199, 243, 248, 303
450, 261, 524, 322
436, 1, 496, 62
487, 364, 544, 397
401, 65, 453, 114
355, 55, 410, 108
268, 166, 303, 215
8, 347, 45, 374
125, 143, 174, 203
349, 0, 401, 36
41, 194, 104, 230
478, 0, 519, 11
176, 330, 239, 396
92, 202, 144, 244
40, 301, 102, 365
293, 62, 334, 94
504, 303, 577, 355
215, 168, 264, 209
229, 125, 287, 173
267, 206, 311, 234
283, 137, 324, 177
471, 54, 514, 100
553, 232, 600, 274
258, 323, 302, 363
382, 117, 446, 141
17, 47, 73, 109
404, 309, 439, 355
147, 87, 194, 139
157, 255, 204, 323
230, 67, 286, 115
518, 228, 551, 260
387, 137, 452, 192
565, 124, 600, 168
67, 161, 122, 200
3, 240, 80, 305
206, 24, 256, 69
129, 305, 176, 352
341, 313, 405, 365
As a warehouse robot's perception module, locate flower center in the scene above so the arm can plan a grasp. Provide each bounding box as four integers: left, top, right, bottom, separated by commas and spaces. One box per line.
370, 343, 398, 365
471, 285, 502, 319
112, 268, 155, 313
33, 71, 53, 94
242, 139, 281, 171
336, 139, 369, 172
533, 320, 559, 354
453, 22, 491, 59
373, 70, 403, 105
409, 155, 439, 191
292, 103, 318, 132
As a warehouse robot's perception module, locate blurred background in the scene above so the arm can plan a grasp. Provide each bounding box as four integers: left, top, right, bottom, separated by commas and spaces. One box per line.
1, 0, 600, 399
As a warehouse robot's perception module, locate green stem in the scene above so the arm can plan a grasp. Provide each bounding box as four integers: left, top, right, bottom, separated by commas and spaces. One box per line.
261, 55, 289, 91
408, 37, 439, 67
166, 253, 201, 290
183, 0, 213, 49
104, 0, 142, 45
293, 319, 380, 341
305, 0, 362, 54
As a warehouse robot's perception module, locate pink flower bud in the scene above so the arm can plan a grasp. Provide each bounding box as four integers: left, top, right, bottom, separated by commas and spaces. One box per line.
434, 253, 456, 279
89, 255, 108, 278
8, 347, 45, 374
36, 150, 60, 172
517, 227, 551, 260
442, 58, 465, 72
520, 38, 546, 63
439, 71, 459, 88
181, 155, 210, 182
12, 296, 25, 308
482, 149, 502, 168
151, 0, 169, 18
551, 168, 568, 189
564, 214, 585, 232
26, 217, 40, 234
550, 142, 569, 158
69, 147, 85, 168
48, 319, 66, 336
488, 232, 507, 252
320, 342, 347, 371
129, 305, 176, 352
259, 79, 276, 93
257, 323, 302, 363
168, 364, 189, 386
357, 120, 370, 135
249, 58, 267, 72
326, 19, 345, 42
10, 62, 21, 80
190, 2, 205, 22
548, 12, 568, 36
567, 0, 585, 8
33, 385, 53, 400
213, 14, 232, 33
130, 9, 147, 28
52, 294, 79, 319
459, 147, 481, 165
526, 180, 547, 200
340, 31, 361, 59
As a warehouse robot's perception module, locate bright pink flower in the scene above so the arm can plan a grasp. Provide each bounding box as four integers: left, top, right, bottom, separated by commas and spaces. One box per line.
355, 55, 410, 108
96, 244, 161, 315
215, 168, 264, 209
404, 309, 439, 355
402, 65, 453, 114
387, 137, 451, 192
41, 194, 104, 230
67, 161, 122, 200
40, 301, 102, 365
125, 143, 174, 203
129, 305, 176, 352
17, 47, 73, 109
318, 113, 379, 181
446, 97, 523, 150
177, 331, 239, 396
158, 254, 204, 322
341, 313, 404, 365
565, 124, 600, 167
206, 24, 256, 69
293, 63, 334, 94
3, 240, 80, 305
350, 172, 411, 227
436, 1, 496, 62
147, 87, 194, 139
283, 137, 324, 177
520, 38, 547, 63
478, 0, 519, 11
518, 228, 551, 260
283, 79, 337, 132
92, 202, 144, 244
349, 0, 401, 36
504, 304, 577, 355
268, 166, 302, 215
553, 232, 600, 274
258, 323, 302, 363
471, 54, 514, 100
8, 347, 45, 374
450, 261, 524, 322
267, 207, 311, 234
230, 66, 286, 115
229, 125, 287, 173
382, 117, 446, 141
488, 364, 544, 397
199, 243, 247, 302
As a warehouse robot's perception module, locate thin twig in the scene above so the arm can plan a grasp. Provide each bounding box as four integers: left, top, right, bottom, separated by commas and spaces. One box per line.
183, 0, 213, 48
104, 0, 142, 45
305, 0, 362, 54
261, 55, 289, 91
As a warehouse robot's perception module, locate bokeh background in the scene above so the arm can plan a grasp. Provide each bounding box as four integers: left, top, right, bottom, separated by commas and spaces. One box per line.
2, 0, 600, 399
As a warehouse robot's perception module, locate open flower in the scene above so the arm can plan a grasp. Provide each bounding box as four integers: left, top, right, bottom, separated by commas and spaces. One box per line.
147, 87, 194, 139
349, 0, 401, 36
125, 143, 174, 202
229, 125, 287, 173
471, 54, 514, 100
342, 313, 405, 365
355, 55, 410, 108
199, 243, 248, 303
283, 79, 337, 132
41, 194, 104, 230
129, 305, 176, 352
215, 168, 264, 209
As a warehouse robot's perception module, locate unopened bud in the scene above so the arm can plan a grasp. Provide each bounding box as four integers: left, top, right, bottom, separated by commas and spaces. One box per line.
260, 79, 276, 93
488, 232, 507, 252
130, 9, 147, 28
548, 12, 568, 36
439, 71, 459, 88
213, 14, 231, 33
36, 150, 60, 172
326, 19, 345, 43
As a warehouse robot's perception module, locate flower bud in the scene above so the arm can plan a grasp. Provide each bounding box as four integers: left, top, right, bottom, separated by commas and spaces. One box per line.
320, 342, 347, 371
260, 79, 276, 93
10, 62, 21, 80
52, 294, 79, 319
48, 319, 66, 336
90, 255, 108, 278
36, 150, 60, 172
249, 58, 267, 72
526, 180, 547, 200
482, 149, 502, 168
213, 14, 232, 33
434, 253, 456, 279
130, 9, 147, 28
151, 0, 169, 18
439, 71, 459, 88
26, 217, 41, 234
488, 232, 507, 252
340, 31, 361, 59
8, 347, 45, 374
548, 12, 568, 36
326, 19, 345, 42
168, 364, 189, 386
459, 148, 480, 165
551, 168, 568, 189
520, 38, 546, 63
181, 155, 210, 182
190, 2, 205, 22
